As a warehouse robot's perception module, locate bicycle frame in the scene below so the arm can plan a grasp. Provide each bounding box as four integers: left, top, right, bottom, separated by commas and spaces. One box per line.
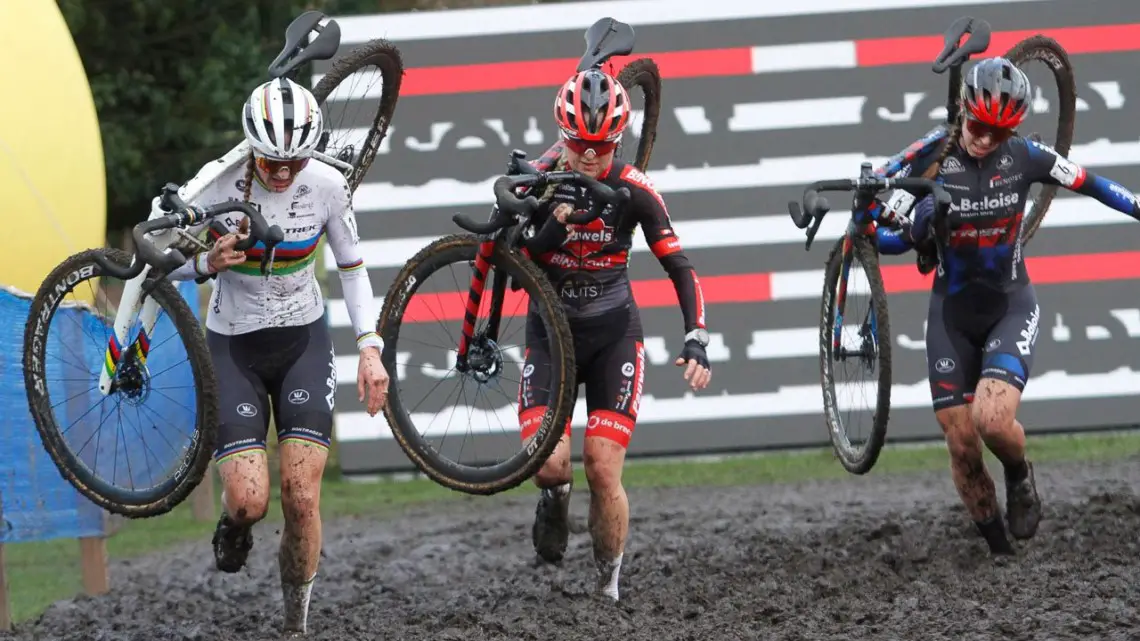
96, 141, 354, 396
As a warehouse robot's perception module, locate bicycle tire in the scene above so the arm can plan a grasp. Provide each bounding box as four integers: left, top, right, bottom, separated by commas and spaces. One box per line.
818, 234, 892, 475
375, 234, 576, 495
22, 248, 218, 518
310, 38, 404, 194
1004, 35, 1077, 242
615, 57, 662, 172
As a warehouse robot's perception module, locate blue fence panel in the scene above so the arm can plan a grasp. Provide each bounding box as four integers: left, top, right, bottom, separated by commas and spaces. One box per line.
0, 279, 202, 544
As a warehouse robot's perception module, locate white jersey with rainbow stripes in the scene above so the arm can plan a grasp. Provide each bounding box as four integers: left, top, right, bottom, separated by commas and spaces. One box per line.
169, 158, 381, 351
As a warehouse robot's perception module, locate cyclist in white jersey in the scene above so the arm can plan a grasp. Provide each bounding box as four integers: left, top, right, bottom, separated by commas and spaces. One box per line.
165, 77, 388, 637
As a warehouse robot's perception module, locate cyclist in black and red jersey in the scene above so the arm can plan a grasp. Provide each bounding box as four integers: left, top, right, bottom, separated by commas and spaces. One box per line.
867, 57, 1140, 555
517, 67, 712, 601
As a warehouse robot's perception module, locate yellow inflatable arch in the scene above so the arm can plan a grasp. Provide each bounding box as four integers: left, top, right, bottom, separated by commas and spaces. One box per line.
0, 0, 105, 298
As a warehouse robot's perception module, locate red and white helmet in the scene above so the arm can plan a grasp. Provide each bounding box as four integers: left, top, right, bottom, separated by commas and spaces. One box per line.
553, 68, 631, 142
241, 78, 324, 160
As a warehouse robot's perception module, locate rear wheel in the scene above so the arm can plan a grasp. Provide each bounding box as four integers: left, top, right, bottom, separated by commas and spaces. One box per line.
615, 58, 662, 171
311, 38, 405, 193
1004, 36, 1077, 243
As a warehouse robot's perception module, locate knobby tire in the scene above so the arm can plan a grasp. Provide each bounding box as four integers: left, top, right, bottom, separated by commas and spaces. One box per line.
818, 235, 892, 475
1004, 36, 1077, 242
22, 248, 218, 518
615, 58, 662, 172
375, 235, 576, 495
311, 38, 405, 193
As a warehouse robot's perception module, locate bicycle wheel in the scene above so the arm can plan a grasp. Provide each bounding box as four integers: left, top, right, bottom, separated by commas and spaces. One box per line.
615, 57, 662, 172
22, 248, 218, 518
818, 234, 892, 475
311, 38, 404, 193
1005, 35, 1077, 242
375, 234, 576, 495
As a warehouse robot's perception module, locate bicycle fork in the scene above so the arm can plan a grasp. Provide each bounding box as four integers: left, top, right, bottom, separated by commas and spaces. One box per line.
832, 231, 879, 364
98, 266, 162, 396
455, 239, 508, 372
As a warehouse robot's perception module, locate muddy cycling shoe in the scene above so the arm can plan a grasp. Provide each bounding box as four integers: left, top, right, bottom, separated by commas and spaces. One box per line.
212, 512, 254, 573
975, 513, 1015, 556
532, 485, 571, 564
1005, 461, 1042, 540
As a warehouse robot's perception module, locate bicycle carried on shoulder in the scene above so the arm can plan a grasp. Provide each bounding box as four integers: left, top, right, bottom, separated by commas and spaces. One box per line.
375, 18, 659, 495
787, 16, 1076, 474
21, 11, 406, 518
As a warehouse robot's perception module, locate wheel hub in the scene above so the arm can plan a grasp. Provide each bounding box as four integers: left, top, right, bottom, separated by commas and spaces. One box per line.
464, 334, 504, 384
114, 352, 151, 405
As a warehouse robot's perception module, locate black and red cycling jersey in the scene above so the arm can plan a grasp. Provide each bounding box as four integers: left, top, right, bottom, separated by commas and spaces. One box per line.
520, 157, 707, 334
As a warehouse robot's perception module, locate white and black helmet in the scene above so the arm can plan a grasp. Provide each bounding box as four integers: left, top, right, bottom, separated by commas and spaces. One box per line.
241, 78, 324, 160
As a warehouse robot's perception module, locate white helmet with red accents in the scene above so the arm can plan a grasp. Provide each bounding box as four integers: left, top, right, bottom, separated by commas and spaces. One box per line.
553, 68, 631, 142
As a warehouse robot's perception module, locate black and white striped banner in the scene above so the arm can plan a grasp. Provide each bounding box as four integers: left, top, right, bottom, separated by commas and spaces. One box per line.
312, 0, 1140, 475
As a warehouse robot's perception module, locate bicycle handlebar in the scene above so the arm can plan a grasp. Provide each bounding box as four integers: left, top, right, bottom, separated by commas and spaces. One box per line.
103, 183, 286, 281
453, 171, 631, 235
786, 162, 952, 250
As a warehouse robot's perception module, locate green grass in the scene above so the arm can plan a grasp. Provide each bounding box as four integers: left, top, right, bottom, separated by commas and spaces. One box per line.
6, 429, 1140, 625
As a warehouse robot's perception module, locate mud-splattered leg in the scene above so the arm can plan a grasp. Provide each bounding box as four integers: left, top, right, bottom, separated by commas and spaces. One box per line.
582, 434, 628, 600
213, 451, 271, 572
935, 405, 1013, 554
277, 440, 328, 637
974, 378, 1040, 540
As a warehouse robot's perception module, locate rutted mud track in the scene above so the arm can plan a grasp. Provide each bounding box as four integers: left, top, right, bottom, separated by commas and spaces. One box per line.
11, 457, 1140, 641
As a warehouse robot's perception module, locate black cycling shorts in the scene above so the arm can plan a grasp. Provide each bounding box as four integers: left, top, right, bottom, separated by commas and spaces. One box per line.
518, 304, 646, 448
206, 316, 337, 463
926, 284, 1040, 410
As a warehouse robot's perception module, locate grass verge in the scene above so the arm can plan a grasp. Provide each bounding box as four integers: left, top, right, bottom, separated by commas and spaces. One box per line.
7, 428, 1140, 624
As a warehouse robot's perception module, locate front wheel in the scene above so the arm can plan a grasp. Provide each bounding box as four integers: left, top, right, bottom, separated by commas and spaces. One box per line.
818, 234, 892, 475
22, 248, 218, 518
375, 234, 577, 495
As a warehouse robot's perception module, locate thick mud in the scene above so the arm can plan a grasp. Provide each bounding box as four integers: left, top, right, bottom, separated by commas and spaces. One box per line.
9, 457, 1140, 641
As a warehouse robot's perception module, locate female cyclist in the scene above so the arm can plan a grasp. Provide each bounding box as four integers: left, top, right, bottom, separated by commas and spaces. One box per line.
870, 57, 1140, 555
517, 67, 712, 601
166, 77, 389, 635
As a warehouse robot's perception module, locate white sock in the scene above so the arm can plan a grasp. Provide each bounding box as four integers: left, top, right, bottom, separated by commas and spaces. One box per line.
596, 553, 622, 601
282, 572, 316, 634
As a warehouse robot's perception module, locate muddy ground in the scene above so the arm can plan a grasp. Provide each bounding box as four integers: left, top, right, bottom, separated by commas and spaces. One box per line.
8, 456, 1140, 641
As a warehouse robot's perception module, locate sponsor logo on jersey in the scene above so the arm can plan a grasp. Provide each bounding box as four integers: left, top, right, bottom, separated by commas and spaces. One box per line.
951, 192, 1020, 213
989, 172, 1023, 189
940, 156, 965, 175
564, 217, 616, 257
557, 272, 605, 308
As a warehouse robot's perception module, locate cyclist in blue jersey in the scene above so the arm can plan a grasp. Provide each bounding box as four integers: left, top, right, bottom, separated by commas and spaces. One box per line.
868, 57, 1140, 555
165, 78, 390, 636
